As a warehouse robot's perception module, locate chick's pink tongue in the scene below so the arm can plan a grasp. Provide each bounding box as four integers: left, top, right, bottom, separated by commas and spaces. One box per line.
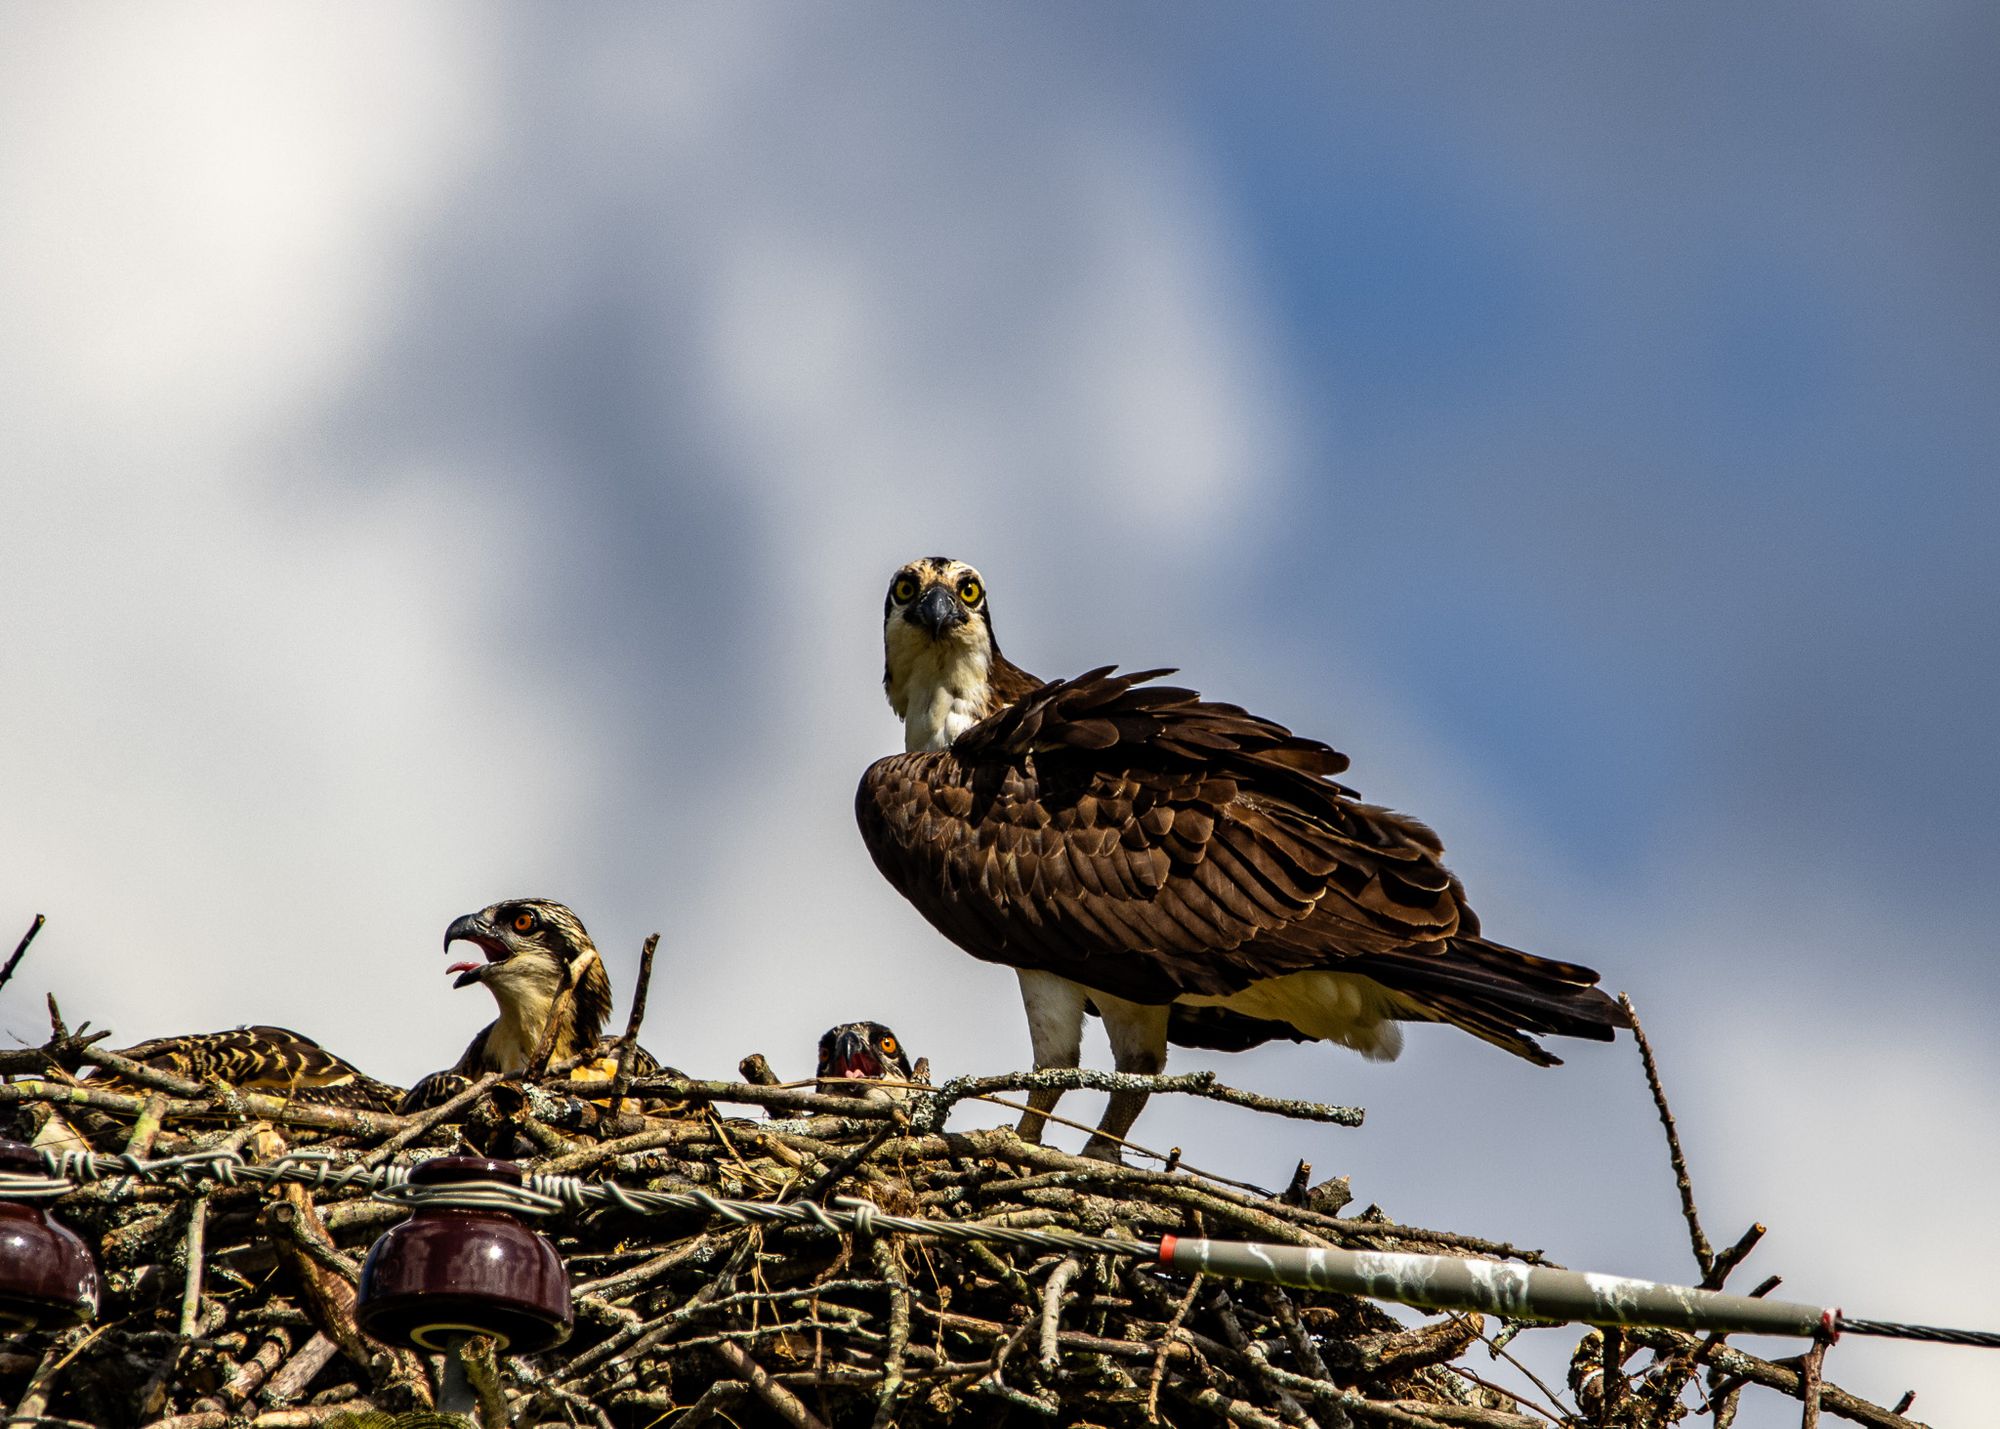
445, 960, 481, 976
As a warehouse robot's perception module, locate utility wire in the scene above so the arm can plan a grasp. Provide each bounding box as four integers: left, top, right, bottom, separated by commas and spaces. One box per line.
7, 1146, 1997, 1351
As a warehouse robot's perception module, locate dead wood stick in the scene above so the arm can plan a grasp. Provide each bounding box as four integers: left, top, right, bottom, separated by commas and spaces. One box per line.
144, 1402, 379, 1428
191, 1328, 292, 1413
802, 1113, 905, 1203
0, 1078, 412, 1138
537, 1119, 719, 1176
875, 1127, 1550, 1263
1213, 1284, 1313, 1427
361, 1070, 505, 1167
65, 1042, 208, 1099
1036, 1256, 1082, 1373
1600, 1325, 1625, 1422
1144, 1267, 1203, 1421
706, 1341, 831, 1429
457, 1333, 511, 1429
178, 1196, 210, 1338
672, 1378, 749, 1428
526, 945, 599, 1080
612, 932, 659, 1095
1705, 1222, 1767, 1290
1176, 1384, 1291, 1429
583, 1074, 904, 1120
0, 913, 45, 994
1629, 1328, 1927, 1429
124, 1092, 173, 1159
1620, 993, 1713, 1277
265, 1189, 429, 1409
1801, 1338, 1828, 1429
257, 1333, 341, 1406
11, 1324, 90, 1423
1266, 1286, 1343, 1426
911, 1067, 1364, 1134
871, 1236, 913, 1428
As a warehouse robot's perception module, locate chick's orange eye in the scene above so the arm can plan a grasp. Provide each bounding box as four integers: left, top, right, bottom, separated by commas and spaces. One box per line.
879, 1036, 898, 1054
512, 912, 535, 933
892, 576, 917, 602
957, 578, 981, 604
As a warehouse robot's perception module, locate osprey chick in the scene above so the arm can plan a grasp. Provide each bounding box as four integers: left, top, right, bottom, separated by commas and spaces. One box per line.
89, 1026, 401, 1112
400, 898, 661, 1113
857, 556, 1630, 1160
815, 1020, 929, 1105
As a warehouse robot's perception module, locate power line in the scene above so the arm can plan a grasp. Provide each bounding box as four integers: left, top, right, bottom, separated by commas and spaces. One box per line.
8, 1145, 1997, 1350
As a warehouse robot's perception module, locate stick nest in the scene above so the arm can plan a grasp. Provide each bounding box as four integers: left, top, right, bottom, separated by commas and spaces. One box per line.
0, 1011, 1930, 1429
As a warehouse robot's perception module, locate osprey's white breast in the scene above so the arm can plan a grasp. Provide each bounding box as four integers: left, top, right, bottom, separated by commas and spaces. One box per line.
892, 633, 993, 752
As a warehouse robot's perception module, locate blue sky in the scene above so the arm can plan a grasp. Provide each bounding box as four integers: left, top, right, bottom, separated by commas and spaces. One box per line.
3, 6, 1994, 1422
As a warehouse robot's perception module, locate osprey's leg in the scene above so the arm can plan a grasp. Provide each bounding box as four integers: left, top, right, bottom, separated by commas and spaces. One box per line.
1082, 993, 1171, 1163
1015, 970, 1087, 1144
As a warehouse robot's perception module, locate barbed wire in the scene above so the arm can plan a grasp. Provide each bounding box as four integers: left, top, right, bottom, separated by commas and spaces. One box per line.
6, 1144, 1997, 1351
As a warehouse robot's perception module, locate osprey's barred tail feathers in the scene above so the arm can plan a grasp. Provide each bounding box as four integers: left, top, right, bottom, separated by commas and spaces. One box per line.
1350, 937, 1631, 1067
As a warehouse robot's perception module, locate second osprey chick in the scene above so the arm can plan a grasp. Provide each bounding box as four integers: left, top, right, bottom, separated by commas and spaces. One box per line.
815, 1020, 929, 1104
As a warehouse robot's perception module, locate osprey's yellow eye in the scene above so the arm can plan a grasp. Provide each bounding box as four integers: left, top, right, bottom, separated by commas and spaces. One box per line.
879, 1035, 898, 1055
511, 912, 536, 933
957, 578, 982, 604
891, 576, 918, 603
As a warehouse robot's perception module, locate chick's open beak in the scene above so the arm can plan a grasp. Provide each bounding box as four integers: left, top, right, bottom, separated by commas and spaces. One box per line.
443, 912, 508, 988
828, 1027, 883, 1079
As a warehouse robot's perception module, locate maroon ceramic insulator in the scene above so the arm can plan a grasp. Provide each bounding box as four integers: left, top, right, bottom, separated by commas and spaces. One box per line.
356, 1156, 571, 1353
0, 1141, 100, 1330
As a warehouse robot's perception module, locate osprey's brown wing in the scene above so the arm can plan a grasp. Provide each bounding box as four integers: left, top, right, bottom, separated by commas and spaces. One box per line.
96, 1025, 404, 1111
857, 667, 1626, 1064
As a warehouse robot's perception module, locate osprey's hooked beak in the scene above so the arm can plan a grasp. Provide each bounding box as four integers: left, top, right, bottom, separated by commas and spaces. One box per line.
906, 584, 965, 639
443, 912, 508, 988
827, 1027, 883, 1080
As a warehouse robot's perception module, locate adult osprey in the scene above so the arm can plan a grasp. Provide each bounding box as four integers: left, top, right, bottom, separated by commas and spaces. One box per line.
856, 556, 1629, 1159
401, 898, 663, 1113
88, 1026, 401, 1112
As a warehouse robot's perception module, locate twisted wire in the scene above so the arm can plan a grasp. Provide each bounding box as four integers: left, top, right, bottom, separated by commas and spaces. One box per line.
8, 1146, 1147, 1261
6, 1146, 1995, 1348
1837, 1317, 2000, 1349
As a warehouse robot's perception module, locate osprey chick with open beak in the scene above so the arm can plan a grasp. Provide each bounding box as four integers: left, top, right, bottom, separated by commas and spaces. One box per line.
401, 897, 650, 1113
815, 1020, 927, 1105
